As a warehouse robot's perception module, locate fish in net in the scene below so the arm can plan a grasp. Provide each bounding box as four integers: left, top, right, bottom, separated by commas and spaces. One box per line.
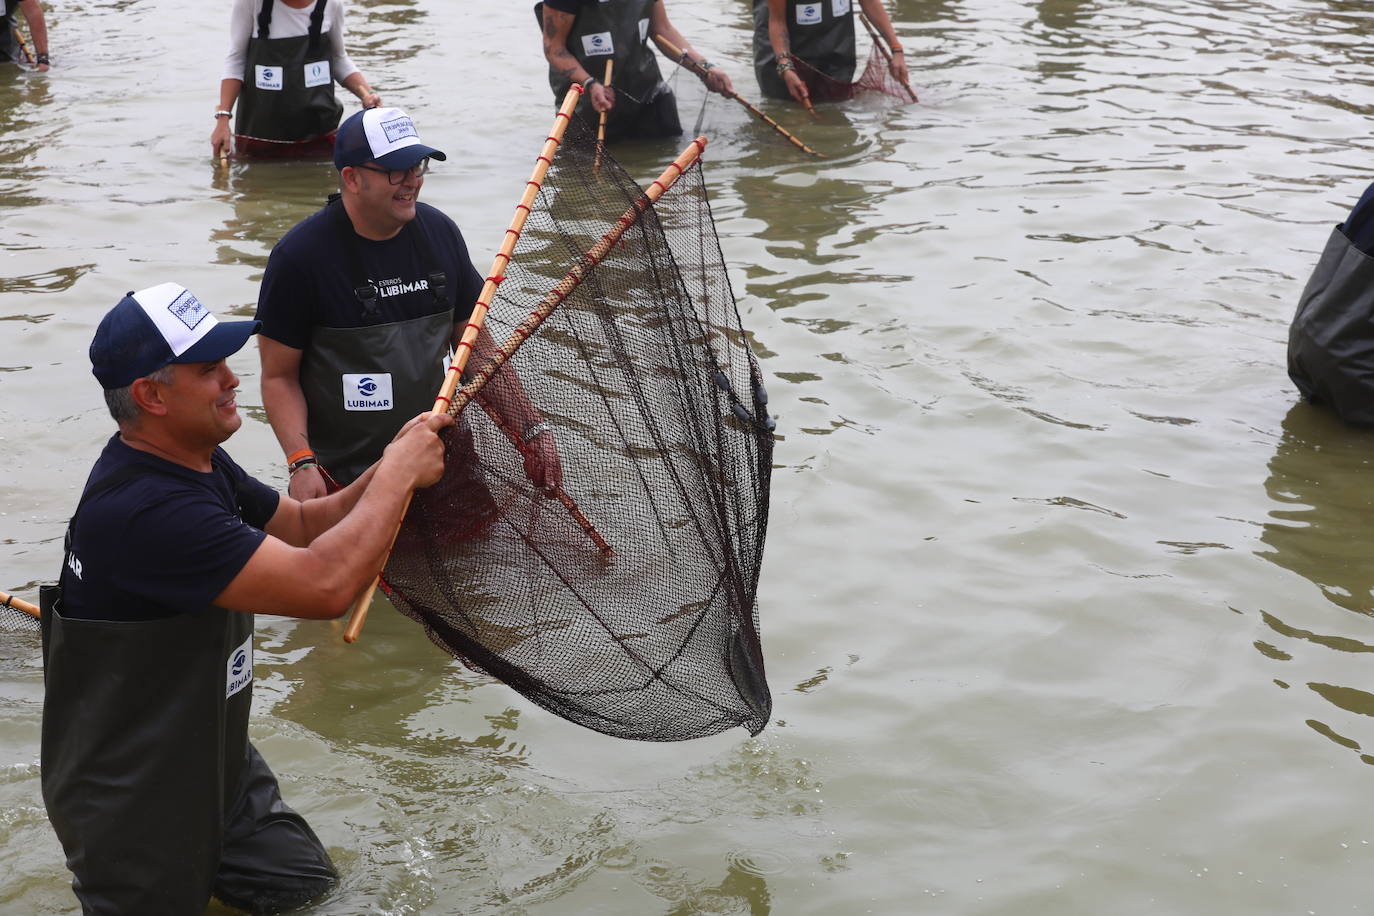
379, 117, 774, 742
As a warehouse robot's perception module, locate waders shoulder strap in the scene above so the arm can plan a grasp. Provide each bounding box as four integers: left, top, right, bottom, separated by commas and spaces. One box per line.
257, 0, 274, 40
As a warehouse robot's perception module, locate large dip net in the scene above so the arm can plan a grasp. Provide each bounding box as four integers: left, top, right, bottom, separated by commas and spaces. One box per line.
379, 114, 774, 742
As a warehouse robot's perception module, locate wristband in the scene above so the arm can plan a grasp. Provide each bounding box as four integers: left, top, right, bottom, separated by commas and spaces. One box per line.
581, 76, 597, 90
522, 421, 552, 443
36, 52, 49, 65
286, 447, 315, 466
891, 48, 905, 55
214, 109, 232, 119
289, 459, 318, 476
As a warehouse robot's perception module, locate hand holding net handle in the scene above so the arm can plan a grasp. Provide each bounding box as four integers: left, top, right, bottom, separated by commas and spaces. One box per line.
13, 27, 33, 66
342, 84, 586, 644
858, 11, 918, 103
595, 58, 614, 171
652, 34, 822, 158
449, 135, 709, 416
1, 590, 40, 619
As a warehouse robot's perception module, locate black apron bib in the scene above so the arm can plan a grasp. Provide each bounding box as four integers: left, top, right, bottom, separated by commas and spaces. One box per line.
1288, 223, 1374, 425
235, 0, 343, 143
752, 0, 858, 100
539, 0, 679, 139
299, 199, 453, 485
0, 0, 20, 64
41, 463, 255, 915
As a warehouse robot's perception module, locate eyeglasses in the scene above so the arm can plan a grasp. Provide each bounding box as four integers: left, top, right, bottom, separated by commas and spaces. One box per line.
353, 157, 432, 185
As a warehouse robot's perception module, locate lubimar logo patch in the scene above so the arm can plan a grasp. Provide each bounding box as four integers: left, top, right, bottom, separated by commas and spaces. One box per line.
167, 290, 209, 331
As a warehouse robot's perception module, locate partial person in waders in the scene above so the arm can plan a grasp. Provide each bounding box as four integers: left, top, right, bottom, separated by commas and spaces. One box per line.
211, 0, 381, 161
1, 0, 50, 70
41, 282, 453, 914
537, 0, 734, 142
255, 107, 562, 502
752, 0, 908, 106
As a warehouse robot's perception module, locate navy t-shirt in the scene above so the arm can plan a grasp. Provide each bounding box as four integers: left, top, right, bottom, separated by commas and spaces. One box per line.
256, 200, 484, 350
60, 436, 280, 622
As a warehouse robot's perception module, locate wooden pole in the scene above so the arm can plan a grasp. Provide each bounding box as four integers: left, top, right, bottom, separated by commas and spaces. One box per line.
651, 34, 822, 158
342, 84, 584, 644
859, 11, 918, 103
449, 136, 708, 417
474, 392, 612, 554
595, 58, 614, 170
13, 27, 33, 66
1, 590, 40, 619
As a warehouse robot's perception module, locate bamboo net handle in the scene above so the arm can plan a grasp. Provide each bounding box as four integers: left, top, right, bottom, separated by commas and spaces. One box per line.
1, 590, 40, 619
474, 392, 612, 554
858, 11, 918, 103
651, 34, 822, 158
448, 135, 708, 417
13, 28, 33, 66
342, 84, 584, 644
595, 58, 614, 169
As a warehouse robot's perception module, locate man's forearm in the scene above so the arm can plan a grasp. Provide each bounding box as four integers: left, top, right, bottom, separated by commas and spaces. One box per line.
19, 0, 47, 55
261, 373, 312, 460
288, 463, 379, 544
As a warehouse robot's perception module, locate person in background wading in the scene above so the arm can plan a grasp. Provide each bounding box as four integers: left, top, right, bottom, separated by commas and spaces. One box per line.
211, 0, 380, 160
42, 282, 452, 914
1, 0, 50, 70
538, 0, 733, 142
256, 106, 562, 501
753, 0, 907, 105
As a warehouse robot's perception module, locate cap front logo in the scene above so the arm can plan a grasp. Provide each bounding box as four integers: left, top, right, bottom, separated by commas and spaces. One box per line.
381, 116, 418, 144
167, 289, 209, 331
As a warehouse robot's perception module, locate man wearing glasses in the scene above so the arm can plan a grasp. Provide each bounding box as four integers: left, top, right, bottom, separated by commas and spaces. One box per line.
257, 106, 560, 500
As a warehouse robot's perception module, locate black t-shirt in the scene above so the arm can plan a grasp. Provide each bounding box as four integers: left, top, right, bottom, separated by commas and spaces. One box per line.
61, 436, 280, 621
256, 200, 484, 350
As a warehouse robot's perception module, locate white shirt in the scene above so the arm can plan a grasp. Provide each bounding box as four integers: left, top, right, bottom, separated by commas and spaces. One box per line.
221, 0, 360, 83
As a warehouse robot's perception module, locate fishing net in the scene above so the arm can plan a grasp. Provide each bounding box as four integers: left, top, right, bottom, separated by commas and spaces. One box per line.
1, 595, 39, 633
379, 118, 775, 742
794, 15, 918, 104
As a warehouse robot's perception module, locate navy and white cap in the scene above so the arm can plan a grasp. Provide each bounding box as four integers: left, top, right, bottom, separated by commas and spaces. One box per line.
333, 106, 447, 171
89, 283, 260, 390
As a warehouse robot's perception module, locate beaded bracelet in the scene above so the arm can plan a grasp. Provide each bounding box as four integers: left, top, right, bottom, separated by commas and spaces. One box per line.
776, 55, 796, 76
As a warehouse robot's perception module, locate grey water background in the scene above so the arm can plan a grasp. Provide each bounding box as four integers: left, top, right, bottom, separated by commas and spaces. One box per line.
4, 0, 1374, 912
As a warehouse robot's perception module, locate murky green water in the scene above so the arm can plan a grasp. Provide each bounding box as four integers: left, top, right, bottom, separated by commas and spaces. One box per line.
6, 0, 1374, 912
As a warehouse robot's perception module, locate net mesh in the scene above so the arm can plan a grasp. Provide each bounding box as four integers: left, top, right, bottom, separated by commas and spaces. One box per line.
794, 22, 917, 103
1, 597, 39, 633
380, 119, 774, 742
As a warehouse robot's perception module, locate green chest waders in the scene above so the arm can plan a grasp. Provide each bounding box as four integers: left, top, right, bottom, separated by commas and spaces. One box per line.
299, 200, 454, 486
235, 0, 344, 145
40, 466, 254, 915
540, 0, 677, 139
752, 0, 858, 100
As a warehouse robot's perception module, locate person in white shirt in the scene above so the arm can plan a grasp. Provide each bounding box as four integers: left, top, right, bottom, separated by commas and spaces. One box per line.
211, 0, 381, 160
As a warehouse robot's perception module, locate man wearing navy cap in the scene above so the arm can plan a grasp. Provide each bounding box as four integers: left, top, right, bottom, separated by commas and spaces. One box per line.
41, 282, 453, 914
257, 106, 561, 500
